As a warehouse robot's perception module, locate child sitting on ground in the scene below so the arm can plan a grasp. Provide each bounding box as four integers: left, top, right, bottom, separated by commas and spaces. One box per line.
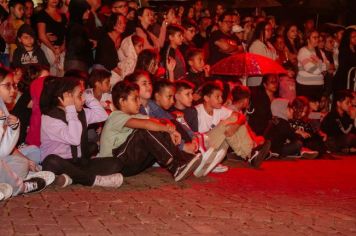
321, 90, 356, 153
87, 69, 113, 111
98, 80, 202, 182
40, 76, 123, 188
289, 96, 326, 156
264, 98, 318, 158
0, 67, 54, 197
195, 82, 270, 172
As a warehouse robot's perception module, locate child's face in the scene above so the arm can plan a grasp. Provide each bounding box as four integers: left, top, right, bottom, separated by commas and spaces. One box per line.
155, 86, 175, 110
120, 90, 141, 115
263, 75, 278, 93
0, 74, 17, 104
96, 78, 111, 93
24, 1, 33, 18
184, 27, 196, 42
136, 75, 152, 100
134, 41, 144, 55
175, 88, 193, 108
188, 53, 205, 72
169, 32, 184, 46
72, 85, 85, 112
18, 33, 34, 48
205, 89, 223, 109
114, 15, 127, 34
309, 101, 319, 112
337, 97, 352, 113
239, 98, 250, 110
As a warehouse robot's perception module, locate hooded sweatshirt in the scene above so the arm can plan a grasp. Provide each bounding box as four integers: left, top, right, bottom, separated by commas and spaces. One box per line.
264, 98, 298, 153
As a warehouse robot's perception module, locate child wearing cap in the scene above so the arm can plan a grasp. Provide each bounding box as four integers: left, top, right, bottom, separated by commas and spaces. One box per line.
12, 24, 49, 69
232, 25, 246, 51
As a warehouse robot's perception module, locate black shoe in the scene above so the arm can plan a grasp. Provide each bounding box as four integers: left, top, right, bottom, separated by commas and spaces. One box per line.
249, 140, 271, 168
171, 153, 202, 182
23, 177, 46, 194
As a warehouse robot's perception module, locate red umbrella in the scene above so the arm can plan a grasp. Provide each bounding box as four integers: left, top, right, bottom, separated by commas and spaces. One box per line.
210, 53, 287, 77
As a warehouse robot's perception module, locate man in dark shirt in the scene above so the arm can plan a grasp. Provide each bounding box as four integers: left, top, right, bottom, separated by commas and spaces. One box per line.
208, 12, 243, 66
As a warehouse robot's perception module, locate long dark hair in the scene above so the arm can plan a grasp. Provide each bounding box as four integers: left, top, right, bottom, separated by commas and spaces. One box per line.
68, 0, 90, 25
40, 76, 81, 115
136, 7, 155, 47
339, 28, 356, 54
283, 23, 301, 54
248, 21, 270, 50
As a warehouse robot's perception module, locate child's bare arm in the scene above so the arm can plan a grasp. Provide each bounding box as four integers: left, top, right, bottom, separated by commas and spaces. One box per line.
125, 118, 175, 133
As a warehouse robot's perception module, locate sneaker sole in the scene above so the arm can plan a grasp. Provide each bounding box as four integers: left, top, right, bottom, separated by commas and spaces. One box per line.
301, 152, 319, 159
194, 148, 215, 177
251, 140, 271, 168
26, 171, 55, 186
203, 148, 227, 176
175, 154, 202, 182
0, 183, 13, 200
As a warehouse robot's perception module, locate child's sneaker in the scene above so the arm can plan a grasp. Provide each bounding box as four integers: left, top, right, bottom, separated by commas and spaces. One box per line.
93, 173, 123, 188
301, 148, 319, 159
54, 174, 73, 188
211, 164, 229, 173
0, 183, 13, 200
172, 153, 202, 182
26, 171, 55, 186
248, 140, 271, 168
203, 147, 228, 176
193, 147, 215, 177
23, 177, 47, 194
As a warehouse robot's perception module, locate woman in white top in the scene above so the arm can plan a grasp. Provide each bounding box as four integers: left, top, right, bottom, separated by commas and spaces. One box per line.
248, 21, 278, 86
296, 30, 328, 100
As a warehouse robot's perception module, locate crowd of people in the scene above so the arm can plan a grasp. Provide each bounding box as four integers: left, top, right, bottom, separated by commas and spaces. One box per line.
0, 0, 355, 201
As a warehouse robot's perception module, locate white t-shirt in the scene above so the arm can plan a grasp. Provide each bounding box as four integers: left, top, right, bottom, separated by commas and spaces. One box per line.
195, 104, 233, 133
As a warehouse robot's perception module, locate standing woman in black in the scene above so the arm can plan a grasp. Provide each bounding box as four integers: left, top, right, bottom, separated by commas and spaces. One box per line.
37, 0, 67, 76
64, 0, 93, 72
334, 28, 356, 92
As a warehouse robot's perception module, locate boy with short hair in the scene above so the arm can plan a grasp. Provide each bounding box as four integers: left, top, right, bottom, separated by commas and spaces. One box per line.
161, 24, 186, 81
12, 24, 49, 69
195, 82, 270, 169
99, 81, 202, 182
185, 48, 210, 99
170, 80, 198, 132
321, 90, 356, 153
88, 69, 113, 110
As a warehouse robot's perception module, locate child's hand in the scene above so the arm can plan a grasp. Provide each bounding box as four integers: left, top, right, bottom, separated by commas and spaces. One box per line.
348, 107, 356, 119
170, 130, 181, 145
166, 56, 176, 72
28, 160, 40, 172
0, 109, 4, 117
203, 64, 210, 77
183, 141, 198, 154
296, 128, 311, 139
319, 131, 328, 142
59, 92, 75, 107
165, 121, 176, 134
6, 115, 18, 126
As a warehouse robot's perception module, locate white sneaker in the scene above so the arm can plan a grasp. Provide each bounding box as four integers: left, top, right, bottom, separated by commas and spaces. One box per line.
93, 173, 123, 188
211, 164, 229, 173
203, 147, 228, 176
54, 174, 73, 188
301, 149, 319, 159
0, 183, 12, 200
26, 171, 55, 186
193, 147, 216, 177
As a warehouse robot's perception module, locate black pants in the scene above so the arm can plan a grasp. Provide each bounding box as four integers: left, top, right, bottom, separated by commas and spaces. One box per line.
277, 140, 303, 156
296, 83, 324, 100
42, 155, 122, 186
326, 134, 356, 152
113, 129, 187, 177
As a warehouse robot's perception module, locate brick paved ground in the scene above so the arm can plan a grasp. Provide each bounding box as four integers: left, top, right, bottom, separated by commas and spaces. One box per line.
1, 155, 356, 236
